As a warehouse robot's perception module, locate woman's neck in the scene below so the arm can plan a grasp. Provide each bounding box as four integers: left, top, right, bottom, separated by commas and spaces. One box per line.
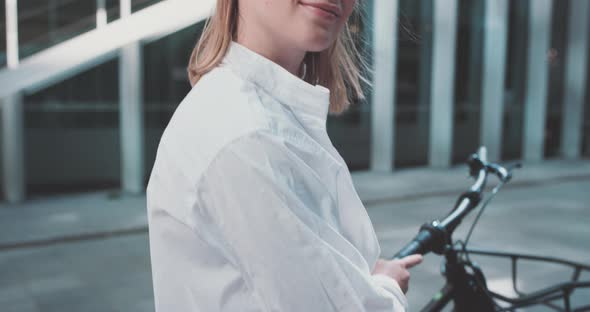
235, 27, 306, 77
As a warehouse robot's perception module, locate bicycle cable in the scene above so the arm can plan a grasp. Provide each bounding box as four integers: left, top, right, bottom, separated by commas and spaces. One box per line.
462, 160, 522, 250
454, 165, 519, 311
463, 179, 506, 248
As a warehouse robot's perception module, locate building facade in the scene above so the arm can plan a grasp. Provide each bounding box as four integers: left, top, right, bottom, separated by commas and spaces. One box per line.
0, 0, 589, 203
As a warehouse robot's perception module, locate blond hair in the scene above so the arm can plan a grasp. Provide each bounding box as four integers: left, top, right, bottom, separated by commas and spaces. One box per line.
187, 0, 371, 115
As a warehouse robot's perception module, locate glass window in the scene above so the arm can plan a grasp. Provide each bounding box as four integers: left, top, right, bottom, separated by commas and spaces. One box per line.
393, 0, 431, 168
25, 59, 119, 129
451, 0, 484, 164
15, 0, 164, 60
502, 0, 572, 160
327, 2, 372, 171
544, 0, 569, 158
106, 0, 120, 22
502, 0, 529, 161
18, 0, 96, 58
132, 0, 164, 14
23, 58, 120, 196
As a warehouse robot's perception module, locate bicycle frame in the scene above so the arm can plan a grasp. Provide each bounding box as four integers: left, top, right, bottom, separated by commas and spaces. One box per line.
421, 246, 590, 311
421, 246, 496, 312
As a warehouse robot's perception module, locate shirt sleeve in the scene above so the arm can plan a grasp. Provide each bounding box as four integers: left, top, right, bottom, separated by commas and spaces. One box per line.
194, 129, 408, 312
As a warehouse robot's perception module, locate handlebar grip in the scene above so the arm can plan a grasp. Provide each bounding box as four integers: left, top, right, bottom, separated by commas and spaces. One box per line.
392, 229, 434, 259
393, 240, 425, 259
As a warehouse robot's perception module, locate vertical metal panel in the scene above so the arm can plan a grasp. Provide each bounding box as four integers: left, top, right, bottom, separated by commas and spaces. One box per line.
121, 0, 132, 17
97, 0, 107, 28
480, 0, 509, 162
119, 42, 145, 194
5, 0, 19, 68
523, 0, 552, 162
561, 0, 590, 159
370, 0, 398, 171
1, 93, 25, 203
119, 0, 144, 193
429, 0, 458, 167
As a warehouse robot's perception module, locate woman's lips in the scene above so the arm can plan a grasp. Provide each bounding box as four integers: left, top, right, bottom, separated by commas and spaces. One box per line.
300, 3, 339, 21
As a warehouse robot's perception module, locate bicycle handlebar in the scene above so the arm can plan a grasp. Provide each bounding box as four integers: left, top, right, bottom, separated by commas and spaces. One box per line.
391, 146, 517, 259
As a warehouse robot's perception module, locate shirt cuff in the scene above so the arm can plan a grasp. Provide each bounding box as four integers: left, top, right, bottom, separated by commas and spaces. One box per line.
371, 273, 409, 311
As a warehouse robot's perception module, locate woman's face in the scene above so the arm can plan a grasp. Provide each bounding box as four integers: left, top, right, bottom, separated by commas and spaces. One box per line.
238, 0, 357, 52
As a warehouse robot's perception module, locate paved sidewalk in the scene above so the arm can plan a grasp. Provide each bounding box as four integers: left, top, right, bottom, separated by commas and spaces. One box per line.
1, 159, 588, 248
0, 191, 147, 249
354, 158, 590, 204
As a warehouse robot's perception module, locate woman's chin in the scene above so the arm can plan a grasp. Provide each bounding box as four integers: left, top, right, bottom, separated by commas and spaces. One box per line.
302, 37, 336, 52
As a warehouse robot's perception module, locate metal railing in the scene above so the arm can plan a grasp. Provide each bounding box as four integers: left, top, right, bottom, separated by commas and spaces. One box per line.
2, 0, 164, 68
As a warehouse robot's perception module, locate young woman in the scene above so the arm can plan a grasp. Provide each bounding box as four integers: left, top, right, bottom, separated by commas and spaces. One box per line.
146, 0, 423, 311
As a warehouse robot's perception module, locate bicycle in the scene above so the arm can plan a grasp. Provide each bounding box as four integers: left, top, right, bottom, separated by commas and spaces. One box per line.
391, 146, 590, 311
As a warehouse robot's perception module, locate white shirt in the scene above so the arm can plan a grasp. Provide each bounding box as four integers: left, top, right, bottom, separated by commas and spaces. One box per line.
146, 40, 408, 312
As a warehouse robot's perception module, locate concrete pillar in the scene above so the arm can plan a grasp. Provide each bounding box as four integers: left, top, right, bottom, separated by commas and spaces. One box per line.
5, 0, 19, 68
120, 0, 132, 17
560, 0, 590, 159
119, 42, 145, 194
96, 0, 107, 28
480, 0, 509, 162
523, 0, 552, 162
118, 0, 144, 194
370, 0, 398, 172
429, 0, 458, 167
4, 1, 23, 203
1, 93, 25, 203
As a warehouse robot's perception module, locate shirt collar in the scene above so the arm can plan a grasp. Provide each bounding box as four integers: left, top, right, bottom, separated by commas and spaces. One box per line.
220, 40, 331, 123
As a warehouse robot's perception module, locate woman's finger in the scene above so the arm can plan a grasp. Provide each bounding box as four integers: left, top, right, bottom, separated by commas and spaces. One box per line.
399, 254, 423, 269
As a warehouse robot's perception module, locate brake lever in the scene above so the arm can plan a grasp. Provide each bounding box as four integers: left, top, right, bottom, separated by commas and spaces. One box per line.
499, 162, 523, 183
485, 162, 522, 183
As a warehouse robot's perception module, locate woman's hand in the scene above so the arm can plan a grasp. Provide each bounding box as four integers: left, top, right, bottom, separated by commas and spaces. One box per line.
371, 255, 423, 293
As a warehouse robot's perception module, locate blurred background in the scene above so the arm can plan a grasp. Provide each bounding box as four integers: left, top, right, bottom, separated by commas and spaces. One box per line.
0, 0, 588, 311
